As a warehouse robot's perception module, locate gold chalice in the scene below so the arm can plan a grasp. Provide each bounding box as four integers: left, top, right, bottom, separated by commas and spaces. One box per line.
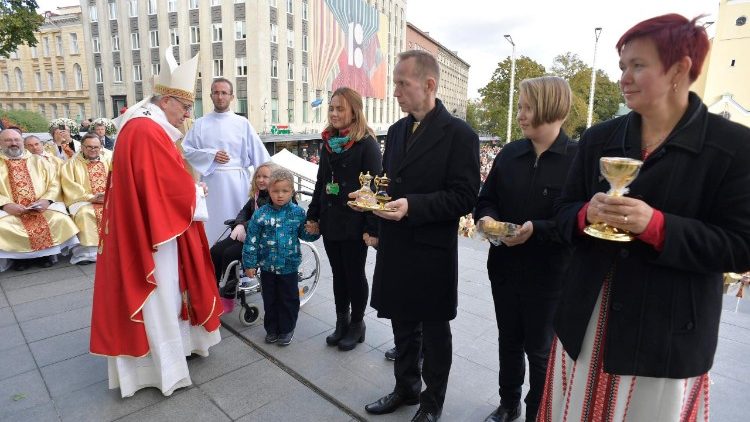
584, 156, 643, 242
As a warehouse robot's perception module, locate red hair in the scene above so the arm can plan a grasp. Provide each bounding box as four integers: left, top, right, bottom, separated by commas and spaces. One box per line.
616, 14, 710, 82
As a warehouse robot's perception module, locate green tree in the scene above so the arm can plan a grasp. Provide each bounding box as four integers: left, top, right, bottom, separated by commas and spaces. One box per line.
465, 99, 485, 134
0, 1, 43, 58
0, 109, 49, 132
478, 55, 546, 142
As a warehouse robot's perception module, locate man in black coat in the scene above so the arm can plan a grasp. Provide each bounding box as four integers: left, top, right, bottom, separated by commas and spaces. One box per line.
358, 50, 480, 422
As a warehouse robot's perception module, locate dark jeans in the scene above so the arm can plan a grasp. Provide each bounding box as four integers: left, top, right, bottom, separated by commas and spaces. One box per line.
490, 274, 559, 421
392, 319, 452, 413
323, 238, 369, 321
260, 272, 300, 335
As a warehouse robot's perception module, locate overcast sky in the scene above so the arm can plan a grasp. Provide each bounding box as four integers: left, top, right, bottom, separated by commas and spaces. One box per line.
36, 0, 719, 99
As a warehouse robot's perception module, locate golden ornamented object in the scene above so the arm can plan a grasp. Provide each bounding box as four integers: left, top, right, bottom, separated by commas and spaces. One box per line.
374, 173, 392, 207
584, 157, 643, 242
480, 220, 520, 237
347, 171, 396, 212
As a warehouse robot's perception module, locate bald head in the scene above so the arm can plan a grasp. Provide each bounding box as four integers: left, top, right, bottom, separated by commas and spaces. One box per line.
0, 129, 24, 158
24, 135, 44, 155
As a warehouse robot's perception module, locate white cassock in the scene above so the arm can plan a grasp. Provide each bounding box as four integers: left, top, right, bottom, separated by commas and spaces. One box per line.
182, 111, 270, 243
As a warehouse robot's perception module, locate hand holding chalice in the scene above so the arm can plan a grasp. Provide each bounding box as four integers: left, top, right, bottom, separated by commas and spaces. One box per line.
584, 156, 643, 242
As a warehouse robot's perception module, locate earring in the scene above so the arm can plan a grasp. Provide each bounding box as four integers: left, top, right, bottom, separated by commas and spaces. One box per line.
672, 83, 677, 92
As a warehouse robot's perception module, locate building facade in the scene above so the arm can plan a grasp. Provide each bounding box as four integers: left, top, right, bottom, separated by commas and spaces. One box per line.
79, 0, 407, 137
692, 0, 750, 128
0, 6, 92, 122
406, 22, 469, 119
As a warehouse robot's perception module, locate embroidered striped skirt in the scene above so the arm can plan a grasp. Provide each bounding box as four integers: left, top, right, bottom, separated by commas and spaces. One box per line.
537, 277, 709, 422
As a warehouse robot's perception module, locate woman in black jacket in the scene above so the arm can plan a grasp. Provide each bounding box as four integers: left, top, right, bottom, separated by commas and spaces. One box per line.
306, 87, 382, 351
474, 76, 576, 422
538, 15, 750, 421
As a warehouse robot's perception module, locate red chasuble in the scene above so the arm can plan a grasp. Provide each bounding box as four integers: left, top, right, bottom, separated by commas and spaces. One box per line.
90, 117, 221, 357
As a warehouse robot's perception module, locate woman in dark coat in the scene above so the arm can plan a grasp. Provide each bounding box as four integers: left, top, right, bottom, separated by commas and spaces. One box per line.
306, 87, 382, 351
474, 76, 576, 422
538, 14, 750, 421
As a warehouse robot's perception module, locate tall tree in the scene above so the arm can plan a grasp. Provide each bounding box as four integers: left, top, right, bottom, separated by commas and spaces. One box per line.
0, 1, 43, 58
465, 99, 485, 134
479, 55, 546, 142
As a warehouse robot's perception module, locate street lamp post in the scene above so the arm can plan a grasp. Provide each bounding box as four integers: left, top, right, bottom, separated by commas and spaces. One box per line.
504, 34, 515, 144
586, 27, 603, 128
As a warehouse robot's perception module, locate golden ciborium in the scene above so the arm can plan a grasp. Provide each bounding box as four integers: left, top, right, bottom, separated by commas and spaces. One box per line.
347, 172, 396, 212
583, 156, 643, 242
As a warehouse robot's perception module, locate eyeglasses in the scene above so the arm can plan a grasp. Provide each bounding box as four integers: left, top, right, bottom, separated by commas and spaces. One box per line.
83, 146, 101, 150
168, 96, 194, 113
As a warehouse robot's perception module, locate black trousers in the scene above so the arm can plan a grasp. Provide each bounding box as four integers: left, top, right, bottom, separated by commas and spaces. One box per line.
260, 272, 300, 335
489, 274, 559, 420
392, 319, 452, 413
323, 238, 369, 321
209, 237, 243, 282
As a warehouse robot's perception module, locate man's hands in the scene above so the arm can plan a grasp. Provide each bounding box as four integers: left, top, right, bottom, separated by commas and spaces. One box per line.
214, 150, 230, 164
91, 193, 105, 204
363, 233, 378, 248
374, 198, 408, 221
229, 224, 246, 242
2, 203, 27, 216
501, 221, 533, 246
2, 200, 51, 216
244, 268, 256, 278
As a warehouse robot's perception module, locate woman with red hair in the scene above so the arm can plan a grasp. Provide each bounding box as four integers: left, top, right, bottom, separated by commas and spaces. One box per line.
538, 14, 750, 421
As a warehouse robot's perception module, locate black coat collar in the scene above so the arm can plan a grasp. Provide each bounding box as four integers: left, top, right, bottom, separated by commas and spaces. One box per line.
510, 129, 573, 158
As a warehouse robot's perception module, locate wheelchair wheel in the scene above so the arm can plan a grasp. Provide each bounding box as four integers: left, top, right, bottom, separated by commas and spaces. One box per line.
298, 241, 321, 307
239, 304, 261, 326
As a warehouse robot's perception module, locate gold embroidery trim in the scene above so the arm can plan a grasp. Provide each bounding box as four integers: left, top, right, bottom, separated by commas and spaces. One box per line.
153, 84, 195, 102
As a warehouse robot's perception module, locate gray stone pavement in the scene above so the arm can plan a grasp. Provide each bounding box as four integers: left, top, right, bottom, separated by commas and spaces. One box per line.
1, 236, 749, 421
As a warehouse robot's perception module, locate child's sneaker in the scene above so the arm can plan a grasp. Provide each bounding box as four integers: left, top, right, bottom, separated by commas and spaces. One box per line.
277, 331, 294, 346
264, 333, 278, 343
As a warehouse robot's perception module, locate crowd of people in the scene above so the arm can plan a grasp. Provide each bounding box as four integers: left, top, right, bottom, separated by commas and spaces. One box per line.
2, 13, 750, 422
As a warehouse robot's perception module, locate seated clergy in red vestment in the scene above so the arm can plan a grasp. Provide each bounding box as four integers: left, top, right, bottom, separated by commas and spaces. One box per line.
0, 129, 79, 272
89, 47, 222, 398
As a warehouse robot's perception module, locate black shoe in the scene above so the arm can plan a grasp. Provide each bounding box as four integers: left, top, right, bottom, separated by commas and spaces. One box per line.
75, 260, 93, 266
338, 319, 365, 351
265, 333, 278, 343
13, 260, 29, 271
385, 346, 397, 361
277, 331, 294, 346
411, 407, 441, 422
484, 404, 522, 422
365, 392, 420, 415
326, 311, 350, 346
39, 257, 54, 268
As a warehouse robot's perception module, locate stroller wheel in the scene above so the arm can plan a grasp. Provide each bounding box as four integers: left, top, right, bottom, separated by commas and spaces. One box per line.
239, 304, 261, 326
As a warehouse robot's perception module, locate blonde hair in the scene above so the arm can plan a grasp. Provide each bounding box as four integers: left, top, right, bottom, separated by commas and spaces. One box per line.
398, 50, 440, 88
268, 167, 295, 190
518, 76, 572, 127
250, 161, 281, 197
325, 87, 375, 143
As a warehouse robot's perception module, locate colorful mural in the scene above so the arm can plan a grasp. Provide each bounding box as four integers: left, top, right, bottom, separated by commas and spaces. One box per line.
311, 0, 388, 99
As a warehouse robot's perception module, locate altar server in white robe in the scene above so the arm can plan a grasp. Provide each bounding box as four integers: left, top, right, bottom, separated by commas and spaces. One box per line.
182, 78, 270, 243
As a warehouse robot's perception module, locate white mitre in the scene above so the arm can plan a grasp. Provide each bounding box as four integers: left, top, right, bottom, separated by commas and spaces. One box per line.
114, 46, 199, 130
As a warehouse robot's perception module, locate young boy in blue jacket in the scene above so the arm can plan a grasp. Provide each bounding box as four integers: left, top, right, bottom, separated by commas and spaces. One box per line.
242, 168, 320, 346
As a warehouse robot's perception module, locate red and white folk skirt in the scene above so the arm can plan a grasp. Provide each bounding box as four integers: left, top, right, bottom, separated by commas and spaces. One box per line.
537, 277, 709, 422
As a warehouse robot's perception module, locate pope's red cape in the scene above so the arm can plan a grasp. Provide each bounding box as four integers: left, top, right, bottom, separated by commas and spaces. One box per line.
90, 117, 221, 357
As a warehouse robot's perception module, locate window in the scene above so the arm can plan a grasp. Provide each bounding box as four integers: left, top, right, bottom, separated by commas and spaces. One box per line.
108, 1, 117, 20
35, 71, 42, 91
270, 23, 278, 43
287, 29, 294, 48
301, 65, 308, 82
47, 71, 54, 90
271, 98, 279, 122
213, 59, 223, 77
8, 50, 18, 59
287, 62, 293, 80
287, 0, 293, 14
147, 0, 157, 15
302, 1, 308, 20
2, 73, 9, 91
114, 66, 123, 82
302, 34, 308, 51
149, 30, 159, 48
74, 64, 83, 89
77, 104, 85, 120
95, 66, 103, 83
129, 0, 138, 17
51, 104, 58, 118
43, 37, 50, 57
211, 0, 220, 5
70, 33, 79, 54
189, 0, 198, 9
97, 99, 105, 117
235, 56, 247, 76
288, 99, 294, 122
170, 28, 179, 45
152, 63, 160, 76
190, 26, 200, 44
235, 20, 246, 40
14, 68, 23, 90
63, 104, 70, 118
92, 37, 100, 53
212, 24, 223, 42
131, 32, 140, 49
193, 99, 203, 117
55, 35, 63, 55
60, 71, 67, 90
89, 5, 98, 22
19, 103, 26, 111
302, 101, 308, 122
112, 34, 120, 51
133, 65, 142, 81
168, 0, 176, 12
31, 46, 38, 58
237, 98, 247, 114
271, 59, 278, 78
39, 104, 46, 117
